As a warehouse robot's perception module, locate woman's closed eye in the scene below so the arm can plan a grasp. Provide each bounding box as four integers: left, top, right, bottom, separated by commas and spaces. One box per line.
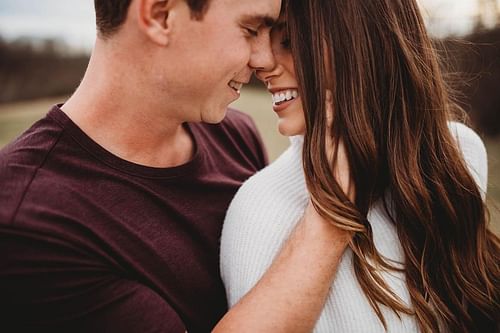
281, 36, 291, 49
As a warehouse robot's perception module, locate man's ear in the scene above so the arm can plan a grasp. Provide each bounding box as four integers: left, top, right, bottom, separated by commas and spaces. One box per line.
137, 0, 174, 46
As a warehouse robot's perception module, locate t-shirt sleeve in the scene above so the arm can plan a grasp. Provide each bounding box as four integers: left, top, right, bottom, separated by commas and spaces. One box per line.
0, 226, 186, 333
449, 122, 488, 198
71, 280, 187, 333
50, 280, 187, 333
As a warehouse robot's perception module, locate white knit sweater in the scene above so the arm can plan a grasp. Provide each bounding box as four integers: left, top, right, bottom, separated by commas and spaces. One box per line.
220, 122, 488, 332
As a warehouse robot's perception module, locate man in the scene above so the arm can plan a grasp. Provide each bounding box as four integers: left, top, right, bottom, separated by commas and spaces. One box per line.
0, 0, 349, 332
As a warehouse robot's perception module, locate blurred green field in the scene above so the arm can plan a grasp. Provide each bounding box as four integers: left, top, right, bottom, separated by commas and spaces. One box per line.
0, 88, 498, 234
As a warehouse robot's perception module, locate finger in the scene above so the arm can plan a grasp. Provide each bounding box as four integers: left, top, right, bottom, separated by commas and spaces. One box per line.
324, 89, 335, 163
325, 89, 334, 131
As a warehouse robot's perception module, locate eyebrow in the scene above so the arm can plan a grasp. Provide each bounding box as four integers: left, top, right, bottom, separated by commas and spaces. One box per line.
241, 14, 277, 28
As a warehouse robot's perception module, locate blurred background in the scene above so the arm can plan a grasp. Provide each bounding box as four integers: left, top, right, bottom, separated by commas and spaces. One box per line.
0, 0, 499, 233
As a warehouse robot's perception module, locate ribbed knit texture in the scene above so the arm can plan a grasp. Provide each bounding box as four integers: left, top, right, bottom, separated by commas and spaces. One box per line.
220, 122, 488, 332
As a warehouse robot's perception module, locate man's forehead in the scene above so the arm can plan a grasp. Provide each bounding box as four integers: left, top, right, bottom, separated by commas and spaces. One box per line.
233, 0, 281, 25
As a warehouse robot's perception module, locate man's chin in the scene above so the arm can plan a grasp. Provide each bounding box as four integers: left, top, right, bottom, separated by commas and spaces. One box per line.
201, 109, 228, 124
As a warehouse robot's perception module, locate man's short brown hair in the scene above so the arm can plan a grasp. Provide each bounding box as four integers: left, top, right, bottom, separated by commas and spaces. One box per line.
95, 0, 211, 37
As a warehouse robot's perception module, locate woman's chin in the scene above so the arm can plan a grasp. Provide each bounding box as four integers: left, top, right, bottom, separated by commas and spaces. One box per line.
277, 120, 305, 137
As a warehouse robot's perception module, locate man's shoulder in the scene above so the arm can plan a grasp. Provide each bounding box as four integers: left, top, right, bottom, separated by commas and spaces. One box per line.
222, 107, 254, 124
192, 108, 268, 169
213, 108, 258, 135
0, 113, 63, 170
0, 113, 64, 223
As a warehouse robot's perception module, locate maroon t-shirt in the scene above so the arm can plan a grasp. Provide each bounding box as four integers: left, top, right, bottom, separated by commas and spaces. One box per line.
0, 105, 267, 332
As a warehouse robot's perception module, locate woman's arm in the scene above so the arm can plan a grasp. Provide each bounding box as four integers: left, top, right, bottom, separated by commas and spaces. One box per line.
214, 94, 352, 332
213, 203, 351, 332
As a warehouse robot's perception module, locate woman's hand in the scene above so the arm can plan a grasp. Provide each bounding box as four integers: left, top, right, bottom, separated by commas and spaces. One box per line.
324, 90, 355, 202
301, 90, 355, 246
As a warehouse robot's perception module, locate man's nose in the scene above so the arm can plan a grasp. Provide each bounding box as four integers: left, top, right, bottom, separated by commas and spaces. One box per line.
248, 34, 276, 72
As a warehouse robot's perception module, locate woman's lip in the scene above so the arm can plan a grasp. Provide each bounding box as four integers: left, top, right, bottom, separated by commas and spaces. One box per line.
272, 97, 298, 113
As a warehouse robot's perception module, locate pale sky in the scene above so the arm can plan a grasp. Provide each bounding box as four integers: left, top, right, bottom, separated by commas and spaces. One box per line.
419, 0, 500, 37
0, 0, 498, 51
0, 0, 96, 51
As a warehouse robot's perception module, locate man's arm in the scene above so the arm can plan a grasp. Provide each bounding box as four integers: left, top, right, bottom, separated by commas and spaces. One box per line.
214, 203, 351, 332
0, 227, 187, 333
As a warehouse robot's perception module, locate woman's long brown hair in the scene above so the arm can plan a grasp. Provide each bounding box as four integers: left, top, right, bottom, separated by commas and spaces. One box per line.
286, 0, 500, 331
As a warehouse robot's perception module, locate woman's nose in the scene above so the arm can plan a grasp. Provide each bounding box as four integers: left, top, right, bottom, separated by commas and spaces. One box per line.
255, 61, 283, 85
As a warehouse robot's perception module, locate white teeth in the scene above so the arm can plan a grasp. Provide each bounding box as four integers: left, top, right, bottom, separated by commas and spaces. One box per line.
272, 89, 299, 104
229, 80, 243, 92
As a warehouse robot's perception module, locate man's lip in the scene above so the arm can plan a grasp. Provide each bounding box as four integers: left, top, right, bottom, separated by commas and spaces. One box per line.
231, 75, 251, 86
228, 80, 244, 94
228, 79, 249, 90
232, 80, 249, 85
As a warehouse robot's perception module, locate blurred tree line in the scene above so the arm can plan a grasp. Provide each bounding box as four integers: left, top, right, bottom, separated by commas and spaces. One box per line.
441, 27, 500, 137
0, 36, 89, 103
0, 24, 499, 136
438, 0, 500, 137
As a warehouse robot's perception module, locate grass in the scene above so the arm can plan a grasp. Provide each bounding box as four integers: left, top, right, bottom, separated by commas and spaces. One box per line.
0, 89, 498, 234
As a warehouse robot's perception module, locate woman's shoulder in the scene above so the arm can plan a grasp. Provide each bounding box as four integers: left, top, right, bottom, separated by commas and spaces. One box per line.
448, 121, 488, 194
226, 136, 307, 214
240, 136, 304, 186
448, 122, 486, 154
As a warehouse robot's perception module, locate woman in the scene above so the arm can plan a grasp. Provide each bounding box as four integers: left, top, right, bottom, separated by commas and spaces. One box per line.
220, 0, 499, 332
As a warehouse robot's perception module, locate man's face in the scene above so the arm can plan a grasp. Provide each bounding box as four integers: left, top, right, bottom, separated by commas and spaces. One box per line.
163, 0, 281, 123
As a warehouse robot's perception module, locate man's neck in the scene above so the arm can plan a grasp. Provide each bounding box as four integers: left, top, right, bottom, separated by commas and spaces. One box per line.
62, 46, 194, 168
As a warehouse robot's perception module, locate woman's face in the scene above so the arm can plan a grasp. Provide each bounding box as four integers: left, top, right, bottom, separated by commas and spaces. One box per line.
256, 22, 306, 136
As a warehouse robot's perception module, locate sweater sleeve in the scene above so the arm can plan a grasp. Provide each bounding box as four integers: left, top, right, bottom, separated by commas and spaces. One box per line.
449, 122, 488, 198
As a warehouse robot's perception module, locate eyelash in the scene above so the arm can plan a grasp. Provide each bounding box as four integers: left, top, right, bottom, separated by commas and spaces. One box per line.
245, 27, 259, 37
